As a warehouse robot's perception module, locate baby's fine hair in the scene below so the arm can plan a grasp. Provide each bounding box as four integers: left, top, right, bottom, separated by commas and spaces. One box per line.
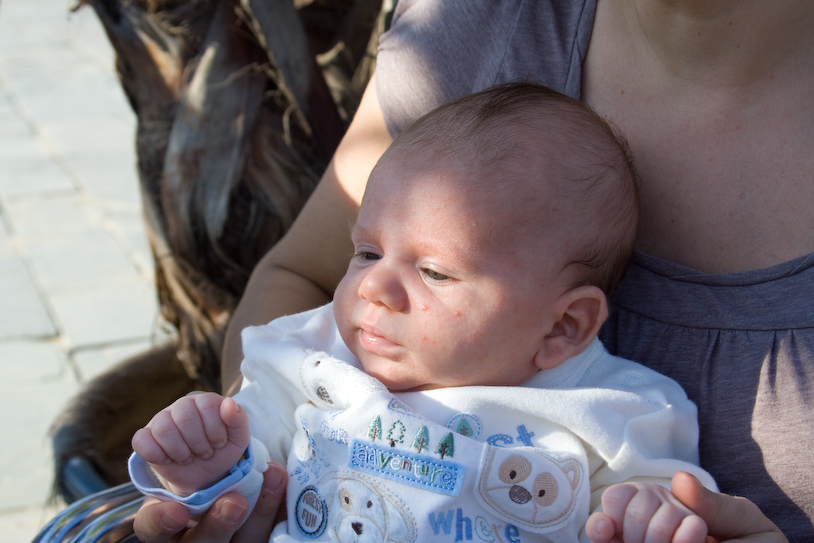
382, 82, 640, 297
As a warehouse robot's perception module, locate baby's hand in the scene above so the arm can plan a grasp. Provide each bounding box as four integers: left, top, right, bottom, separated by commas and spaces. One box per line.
132, 392, 251, 495
586, 482, 708, 543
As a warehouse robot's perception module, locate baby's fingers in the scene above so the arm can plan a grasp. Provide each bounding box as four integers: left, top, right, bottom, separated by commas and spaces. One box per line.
219, 397, 251, 450
143, 409, 194, 465
188, 393, 232, 454
602, 483, 706, 543
600, 483, 639, 530
170, 396, 218, 460
585, 512, 622, 543
671, 515, 707, 543
132, 426, 172, 466
621, 487, 663, 543
641, 501, 705, 543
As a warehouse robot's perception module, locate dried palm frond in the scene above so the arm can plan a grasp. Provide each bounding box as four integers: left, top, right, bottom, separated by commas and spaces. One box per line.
53, 0, 388, 495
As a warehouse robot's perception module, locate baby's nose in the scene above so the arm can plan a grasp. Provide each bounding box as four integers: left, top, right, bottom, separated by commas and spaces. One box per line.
358, 261, 408, 311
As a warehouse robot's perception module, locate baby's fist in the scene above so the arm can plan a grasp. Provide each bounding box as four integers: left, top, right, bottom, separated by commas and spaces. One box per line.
132, 392, 251, 495
586, 482, 707, 543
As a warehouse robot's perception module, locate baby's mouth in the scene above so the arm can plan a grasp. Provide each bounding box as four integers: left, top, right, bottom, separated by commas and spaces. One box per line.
358, 323, 400, 353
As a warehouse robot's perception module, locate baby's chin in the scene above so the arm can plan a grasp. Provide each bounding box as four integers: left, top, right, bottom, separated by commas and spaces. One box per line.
389, 382, 444, 393
352, 347, 453, 392
375, 373, 456, 393
361, 365, 435, 393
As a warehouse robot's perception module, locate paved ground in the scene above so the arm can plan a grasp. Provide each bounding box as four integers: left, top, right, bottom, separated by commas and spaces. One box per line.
0, 1, 169, 540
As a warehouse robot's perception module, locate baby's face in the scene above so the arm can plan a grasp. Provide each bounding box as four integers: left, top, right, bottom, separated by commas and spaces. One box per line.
333, 157, 569, 392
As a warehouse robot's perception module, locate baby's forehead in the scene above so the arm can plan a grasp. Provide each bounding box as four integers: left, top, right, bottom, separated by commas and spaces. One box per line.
442, 176, 565, 254
371, 141, 584, 243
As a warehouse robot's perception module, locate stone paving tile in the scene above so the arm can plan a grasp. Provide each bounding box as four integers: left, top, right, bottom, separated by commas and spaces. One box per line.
9, 75, 132, 127
104, 211, 155, 277
0, 4, 91, 52
0, 46, 89, 76
0, 111, 31, 139
0, 248, 57, 339
72, 340, 155, 383
0, 156, 75, 198
67, 151, 140, 204
0, 208, 10, 239
0, 130, 49, 162
0, 341, 78, 510
38, 118, 136, 161
3, 195, 101, 238
48, 277, 159, 348
0, 220, 10, 248
23, 228, 144, 291
0, 1, 157, 538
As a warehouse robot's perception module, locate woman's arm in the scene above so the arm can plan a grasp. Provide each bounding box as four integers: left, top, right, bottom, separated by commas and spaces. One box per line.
221, 75, 393, 394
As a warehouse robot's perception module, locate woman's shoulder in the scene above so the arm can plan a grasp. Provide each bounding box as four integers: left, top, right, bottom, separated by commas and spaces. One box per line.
376, 0, 596, 136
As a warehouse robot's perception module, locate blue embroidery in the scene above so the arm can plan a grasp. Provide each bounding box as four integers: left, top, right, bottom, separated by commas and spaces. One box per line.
290, 466, 309, 484
428, 509, 495, 541
504, 524, 521, 543
486, 434, 513, 447
348, 439, 465, 496
295, 486, 327, 538
515, 425, 535, 446
428, 510, 454, 535
387, 397, 414, 415
320, 420, 348, 445
474, 516, 496, 542
486, 425, 536, 447
456, 508, 473, 541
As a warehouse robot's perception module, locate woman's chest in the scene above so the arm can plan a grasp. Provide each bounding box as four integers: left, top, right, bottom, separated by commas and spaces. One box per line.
581, 40, 814, 272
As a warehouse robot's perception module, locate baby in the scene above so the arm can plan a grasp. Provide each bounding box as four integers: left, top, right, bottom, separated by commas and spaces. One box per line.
129, 83, 716, 543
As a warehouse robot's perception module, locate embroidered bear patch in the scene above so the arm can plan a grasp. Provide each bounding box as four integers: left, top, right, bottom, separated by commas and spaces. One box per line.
319, 471, 417, 543
476, 446, 583, 533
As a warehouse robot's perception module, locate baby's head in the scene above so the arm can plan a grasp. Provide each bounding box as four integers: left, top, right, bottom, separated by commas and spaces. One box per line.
334, 82, 638, 392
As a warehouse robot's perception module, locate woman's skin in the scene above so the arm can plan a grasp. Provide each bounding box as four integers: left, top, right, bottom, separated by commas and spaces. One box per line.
135, 0, 813, 540
132, 462, 288, 543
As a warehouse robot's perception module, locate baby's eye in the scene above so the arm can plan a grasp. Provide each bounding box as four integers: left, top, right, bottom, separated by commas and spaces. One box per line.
423, 269, 450, 282
355, 251, 381, 262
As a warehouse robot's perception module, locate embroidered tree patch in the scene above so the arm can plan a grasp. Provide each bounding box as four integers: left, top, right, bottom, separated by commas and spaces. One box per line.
436, 432, 455, 459
388, 421, 406, 447
412, 426, 429, 453
368, 416, 382, 442
455, 418, 475, 437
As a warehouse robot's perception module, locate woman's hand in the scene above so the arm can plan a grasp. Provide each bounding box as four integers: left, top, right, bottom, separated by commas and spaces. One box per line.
132, 461, 287, 543
670, 472, 788, 543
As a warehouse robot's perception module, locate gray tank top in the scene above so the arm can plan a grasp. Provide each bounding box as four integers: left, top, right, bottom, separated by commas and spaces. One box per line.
602, 253, 814, 541
376, 1, 814, 539
377, 0, 595, 134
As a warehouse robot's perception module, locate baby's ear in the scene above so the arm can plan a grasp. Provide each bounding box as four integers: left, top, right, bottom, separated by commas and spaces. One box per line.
534, 285, 608, 370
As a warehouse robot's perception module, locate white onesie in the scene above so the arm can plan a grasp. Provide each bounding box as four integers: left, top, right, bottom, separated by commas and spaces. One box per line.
130, 303, 716, 543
